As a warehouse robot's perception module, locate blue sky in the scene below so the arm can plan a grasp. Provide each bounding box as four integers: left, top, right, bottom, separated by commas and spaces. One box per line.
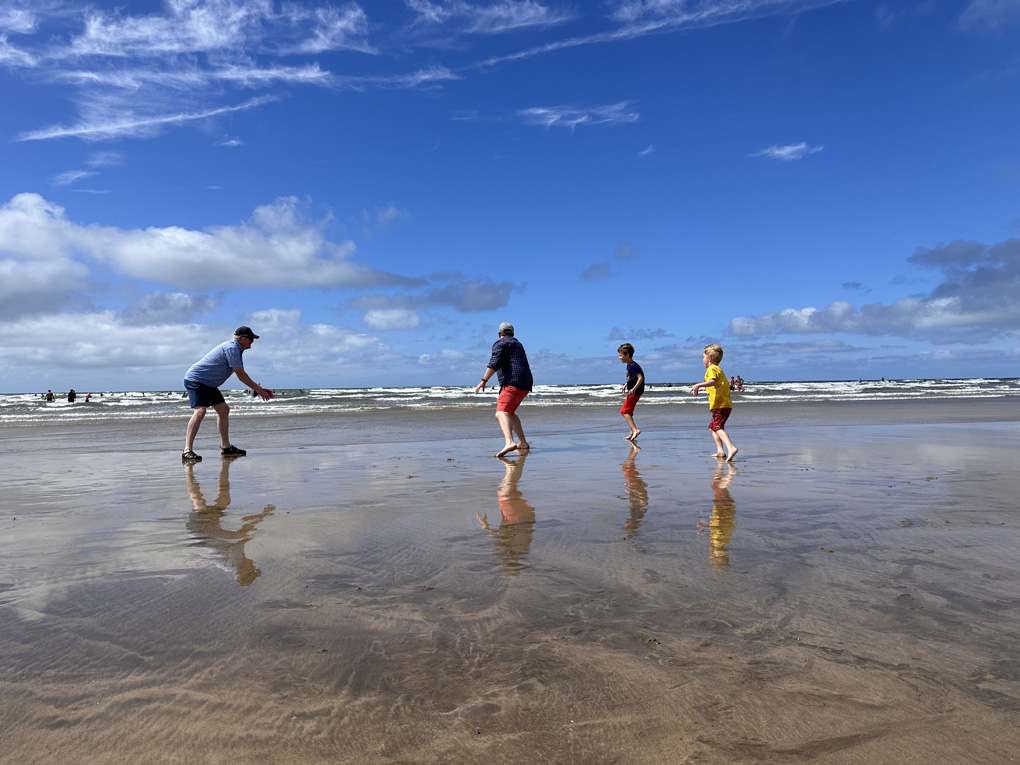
1, 0, 1019, 391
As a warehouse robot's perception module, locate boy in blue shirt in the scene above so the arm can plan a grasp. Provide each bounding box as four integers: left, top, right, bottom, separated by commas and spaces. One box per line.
618, 343, 644, 441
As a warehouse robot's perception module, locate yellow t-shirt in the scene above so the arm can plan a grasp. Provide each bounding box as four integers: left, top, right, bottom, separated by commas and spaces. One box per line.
704, 365, 732, 409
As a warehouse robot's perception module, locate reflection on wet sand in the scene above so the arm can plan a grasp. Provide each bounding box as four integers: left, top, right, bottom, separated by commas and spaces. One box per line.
185, 459, 274, 586
621, 443, 648, 537
700, 463, 737, 567
477, 454, 535, 576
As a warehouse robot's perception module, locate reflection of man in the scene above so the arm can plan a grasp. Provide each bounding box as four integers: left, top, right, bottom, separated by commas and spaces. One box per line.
185, 458, 274, 586
182, 326, 275, 463
477, 455, 535, 575
474, 322, 533, 457
702, 463, 737, 567
622, 443, 649, 537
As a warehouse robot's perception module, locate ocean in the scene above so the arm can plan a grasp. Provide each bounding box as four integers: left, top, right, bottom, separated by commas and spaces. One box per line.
3, 378, 1018, 424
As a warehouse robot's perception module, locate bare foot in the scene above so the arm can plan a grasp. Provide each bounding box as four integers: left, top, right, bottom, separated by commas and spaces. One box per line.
631, 429, 640, 440
712, 452, 726, 458
496, 443, 519, 457
624, 434, 635, 441
517, 441, 531, 452
726, 447, 738, 462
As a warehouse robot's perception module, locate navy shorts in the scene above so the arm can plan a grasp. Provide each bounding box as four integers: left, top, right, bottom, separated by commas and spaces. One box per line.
185, 379, 225, 409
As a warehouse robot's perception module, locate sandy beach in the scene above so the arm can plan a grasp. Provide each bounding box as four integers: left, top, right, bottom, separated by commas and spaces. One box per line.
2, 399, 1019, 764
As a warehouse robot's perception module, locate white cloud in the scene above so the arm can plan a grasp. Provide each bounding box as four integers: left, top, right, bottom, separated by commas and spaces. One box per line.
364, 308, 422, 330
0, 193, 418, 298
638, 144, 655, 156
53, 170, 97, 186
0, 7, 37, 34
85, 150, 124, 168
752, 142, 824, 161
17, 96, 276, 142
407, 0, 574, 34
959, 0, 1020, 32
519, 102, 639, 130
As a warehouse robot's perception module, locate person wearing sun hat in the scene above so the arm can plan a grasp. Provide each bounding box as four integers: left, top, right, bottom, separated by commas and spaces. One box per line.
181, 326, 275, 462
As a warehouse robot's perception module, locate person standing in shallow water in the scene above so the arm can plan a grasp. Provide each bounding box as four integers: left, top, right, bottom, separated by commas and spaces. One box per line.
474, 322, 533, 457
182, 326, 274, 463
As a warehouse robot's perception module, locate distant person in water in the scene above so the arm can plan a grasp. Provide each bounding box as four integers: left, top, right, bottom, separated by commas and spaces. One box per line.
45, 390, 54, 402
182, 326, 274, 463
735, 375, 744, 392
474, 322, 533, 457
67, 388, 76, 403
85, 393, 92, 403
617, 343, 644, 441
689, 344, 738, 462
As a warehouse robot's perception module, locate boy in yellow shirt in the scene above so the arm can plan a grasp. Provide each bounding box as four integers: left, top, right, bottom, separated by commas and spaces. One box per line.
689, 344, 738, 461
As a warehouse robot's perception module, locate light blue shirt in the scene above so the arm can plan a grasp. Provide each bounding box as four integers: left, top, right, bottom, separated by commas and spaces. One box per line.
184, 339, 244, 387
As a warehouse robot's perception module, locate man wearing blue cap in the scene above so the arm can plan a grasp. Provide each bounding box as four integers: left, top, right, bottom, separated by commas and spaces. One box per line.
182, 326, 275, 462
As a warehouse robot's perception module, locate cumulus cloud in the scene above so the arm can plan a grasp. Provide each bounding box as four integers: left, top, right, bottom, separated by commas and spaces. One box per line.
121, 292, 218, 326
729, 237, 1020, 342
0, 193, 419, 299
607, 327, 674, 341
752, 142, 824, 161
364, 308, 422, 330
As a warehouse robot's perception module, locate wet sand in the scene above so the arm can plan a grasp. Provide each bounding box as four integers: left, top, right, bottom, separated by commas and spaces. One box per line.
1, 400, 1019, 764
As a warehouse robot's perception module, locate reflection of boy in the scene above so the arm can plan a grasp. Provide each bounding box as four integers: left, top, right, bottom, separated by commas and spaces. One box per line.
707, 463, 736, 566
689, 344, 738, 461
617, 343, 644, 442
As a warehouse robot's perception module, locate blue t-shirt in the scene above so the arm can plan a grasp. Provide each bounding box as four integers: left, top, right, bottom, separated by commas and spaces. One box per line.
625, 361, 645, 396
487, 336, 533, 391
185, 339, 244, 387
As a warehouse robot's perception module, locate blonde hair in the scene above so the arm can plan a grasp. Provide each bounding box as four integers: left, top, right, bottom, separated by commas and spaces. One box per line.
703, 344, 724, 363
617, 343, 635, 357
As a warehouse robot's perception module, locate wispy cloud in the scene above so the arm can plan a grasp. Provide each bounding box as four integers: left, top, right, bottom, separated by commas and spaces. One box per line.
752, 142, 824, 161
959, 0, 1020, 33
480, 0, 850, 67
407, 0, 575, 35
17, 96, 277, 142
53, 170, 97, 186
519, 101, 639, 130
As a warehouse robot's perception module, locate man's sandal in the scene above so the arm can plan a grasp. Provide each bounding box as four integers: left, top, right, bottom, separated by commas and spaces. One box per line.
182, 450, 202, 462
221, 445, 247, 457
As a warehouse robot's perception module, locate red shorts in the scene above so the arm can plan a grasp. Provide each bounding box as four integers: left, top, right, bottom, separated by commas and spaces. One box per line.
496, 386, 529, 415
620, 394, 640, 416
709, 408, 731, 432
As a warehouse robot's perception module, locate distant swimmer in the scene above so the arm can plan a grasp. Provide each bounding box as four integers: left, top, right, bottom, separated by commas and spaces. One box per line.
67, 388, 76, 403
45, 390, 54, 402
689, 344, 738, 462
474, 322, 533, 457
182, 326, 275, 463
85, 393, 92, 402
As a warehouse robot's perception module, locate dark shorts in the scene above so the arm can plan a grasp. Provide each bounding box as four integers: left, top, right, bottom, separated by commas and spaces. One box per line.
620, 394, 640, 416
185, 379, 225, 409
709, 408, 731, 432
496, 385, 529, 415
